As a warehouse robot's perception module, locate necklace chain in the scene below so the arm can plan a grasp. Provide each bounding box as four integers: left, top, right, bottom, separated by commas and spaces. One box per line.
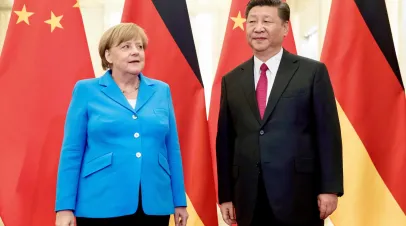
121, 81, 140, 94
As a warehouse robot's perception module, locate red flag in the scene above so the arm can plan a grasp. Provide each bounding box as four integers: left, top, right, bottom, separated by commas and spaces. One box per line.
0, 0, 94, 225
283, 17, 297, 54
121, 1, 218, 225
321, 0, 406, 225
208, 0, 297, 197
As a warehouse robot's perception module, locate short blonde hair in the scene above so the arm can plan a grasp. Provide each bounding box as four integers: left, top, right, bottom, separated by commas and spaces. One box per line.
98, 23, 148, 70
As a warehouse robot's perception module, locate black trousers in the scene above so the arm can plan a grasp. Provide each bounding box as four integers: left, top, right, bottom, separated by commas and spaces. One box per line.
76, 188, 170, 226
250, 176, 323, 226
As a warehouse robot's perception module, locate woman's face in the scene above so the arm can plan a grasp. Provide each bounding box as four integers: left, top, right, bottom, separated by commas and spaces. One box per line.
105, 38, 145, 75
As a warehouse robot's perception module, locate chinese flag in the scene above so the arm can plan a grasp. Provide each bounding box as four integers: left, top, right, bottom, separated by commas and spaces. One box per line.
321, 0, 406, 225
121, 1, 218, 226
207, 0, 297, 198
0, 0, 94, 225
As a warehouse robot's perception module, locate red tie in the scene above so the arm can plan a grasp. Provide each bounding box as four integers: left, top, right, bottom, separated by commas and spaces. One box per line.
256, 63, 268, 119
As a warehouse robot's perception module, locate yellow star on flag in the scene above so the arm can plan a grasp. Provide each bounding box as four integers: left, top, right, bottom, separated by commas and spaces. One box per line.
73, 0, 80, 8
230, 11, 246, 30
14, 4, 34, 25
44, 11, 63, 32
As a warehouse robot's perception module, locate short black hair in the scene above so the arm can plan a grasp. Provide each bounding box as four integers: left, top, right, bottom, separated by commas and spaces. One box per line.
245, 0, 290, 22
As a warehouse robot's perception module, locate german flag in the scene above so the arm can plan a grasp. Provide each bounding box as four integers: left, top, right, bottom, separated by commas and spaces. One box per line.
0, 0, 94, 225
121, 1, 218, 225
321, 0, 406, 225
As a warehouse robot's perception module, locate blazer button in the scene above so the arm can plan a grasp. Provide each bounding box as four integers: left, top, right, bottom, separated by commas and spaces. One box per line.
132, 115, 138, 120
259, 130, 264, 135
136, 152, 142, 158
134, 133, 140, 138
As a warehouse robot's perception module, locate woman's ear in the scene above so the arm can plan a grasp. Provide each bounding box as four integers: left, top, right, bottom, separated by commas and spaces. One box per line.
105, 49, 112, 64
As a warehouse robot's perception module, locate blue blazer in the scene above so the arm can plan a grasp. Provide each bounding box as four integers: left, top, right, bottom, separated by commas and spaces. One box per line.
55, 70, 187, 218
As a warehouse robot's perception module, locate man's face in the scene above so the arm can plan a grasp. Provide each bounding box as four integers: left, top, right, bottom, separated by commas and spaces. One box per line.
246, 6, 288, 54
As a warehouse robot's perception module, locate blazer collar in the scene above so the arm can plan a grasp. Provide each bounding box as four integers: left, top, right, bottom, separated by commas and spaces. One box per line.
99, 70, 156, 113
239, 57, 260, 124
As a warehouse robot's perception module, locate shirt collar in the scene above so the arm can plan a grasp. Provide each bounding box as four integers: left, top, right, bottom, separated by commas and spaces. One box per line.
254, 47, 283, 74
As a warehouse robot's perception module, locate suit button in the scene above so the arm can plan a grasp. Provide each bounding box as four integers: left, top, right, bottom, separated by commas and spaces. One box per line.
256, 162, 262, 174
136, 152, 141, 158
259, 130, 264, 135
132, 115, 138, 120
134, 133, 140, 138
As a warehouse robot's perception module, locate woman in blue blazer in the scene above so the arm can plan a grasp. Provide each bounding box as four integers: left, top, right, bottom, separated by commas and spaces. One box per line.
55, 23, 188, 226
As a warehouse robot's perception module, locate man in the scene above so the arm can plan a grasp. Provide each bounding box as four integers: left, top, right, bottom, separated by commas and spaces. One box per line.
216, 0, 343, 226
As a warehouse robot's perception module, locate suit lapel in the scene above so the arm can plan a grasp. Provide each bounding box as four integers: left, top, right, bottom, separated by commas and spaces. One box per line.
261, 50, 299, 126
239, 58, 261, 125
134, 74, 155, 113
99, 71, 135, 113
99, 71, 155, 114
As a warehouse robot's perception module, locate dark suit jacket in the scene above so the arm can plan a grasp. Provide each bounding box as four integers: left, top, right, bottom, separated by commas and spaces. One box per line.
216, 49, 343, 226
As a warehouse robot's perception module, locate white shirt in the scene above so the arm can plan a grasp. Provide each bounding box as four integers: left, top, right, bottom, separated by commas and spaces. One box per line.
253, 47, 283, 104
127, 98, 137, 109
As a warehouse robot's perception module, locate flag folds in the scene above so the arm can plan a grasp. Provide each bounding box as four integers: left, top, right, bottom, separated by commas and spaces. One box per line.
321, 0, 406, 225
0, 0, 94, 225
121, 1, 218, 225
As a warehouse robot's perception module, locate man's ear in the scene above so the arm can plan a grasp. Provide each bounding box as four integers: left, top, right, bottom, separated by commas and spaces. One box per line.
283, 21, 289, 37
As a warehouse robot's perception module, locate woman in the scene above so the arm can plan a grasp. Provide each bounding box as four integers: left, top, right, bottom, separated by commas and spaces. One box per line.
55, 23, 188, 226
